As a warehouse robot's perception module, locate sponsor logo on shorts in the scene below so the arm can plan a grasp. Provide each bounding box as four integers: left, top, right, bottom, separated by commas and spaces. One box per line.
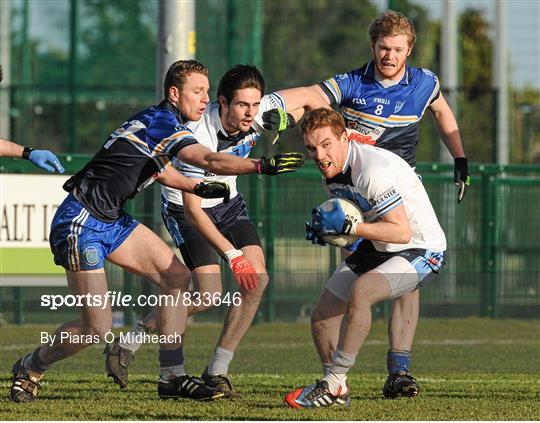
83, 246, 100, 266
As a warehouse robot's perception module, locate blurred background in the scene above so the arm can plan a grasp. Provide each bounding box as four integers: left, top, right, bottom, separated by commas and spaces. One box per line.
1, 0, 539, 324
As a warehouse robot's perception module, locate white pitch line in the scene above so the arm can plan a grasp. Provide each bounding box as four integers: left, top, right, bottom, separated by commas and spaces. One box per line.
1, 339, 537, 351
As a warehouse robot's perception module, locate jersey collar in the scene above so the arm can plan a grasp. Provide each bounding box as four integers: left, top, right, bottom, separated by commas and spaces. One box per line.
216, 103, 254, 143
363, 60, 411, 85
158, 99, 188, 124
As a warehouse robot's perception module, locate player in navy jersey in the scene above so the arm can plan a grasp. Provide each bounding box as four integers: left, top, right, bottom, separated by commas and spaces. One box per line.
10, 60, 304, 403
263, 11, 468, 400
104, 65, 298, 395
284, 109, 446, 408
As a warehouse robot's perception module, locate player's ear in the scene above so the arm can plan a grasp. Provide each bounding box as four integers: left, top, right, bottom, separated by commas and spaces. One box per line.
340, 131, 348, 144
218, 95, 228, 109
168, 85, 179, 102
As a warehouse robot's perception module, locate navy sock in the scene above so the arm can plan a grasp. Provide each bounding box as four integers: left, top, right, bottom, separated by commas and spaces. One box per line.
159, 346, 184, 368
387, 349, 411, 374
159, 347, 186, 380
24, 347, 51, 373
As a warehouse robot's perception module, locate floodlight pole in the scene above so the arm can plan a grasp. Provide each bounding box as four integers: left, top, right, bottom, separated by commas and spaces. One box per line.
440, 0, 458, 164
493, 0, 509, 164
0, 0, 10, 139
156, 0, 196, 101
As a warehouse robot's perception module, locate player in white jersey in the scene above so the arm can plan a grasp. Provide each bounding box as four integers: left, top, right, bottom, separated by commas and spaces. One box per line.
105, 65, 301, 395
284, 108, 446, 409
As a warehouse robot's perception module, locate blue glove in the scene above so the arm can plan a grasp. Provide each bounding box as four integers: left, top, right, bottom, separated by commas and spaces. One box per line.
29, 150, 65, 173
305, 221, 328, 246
312, 200, 354, 235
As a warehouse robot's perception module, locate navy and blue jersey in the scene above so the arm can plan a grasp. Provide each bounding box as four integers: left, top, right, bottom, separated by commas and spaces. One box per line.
63, 101, 198, 222
320, 61, 440, 167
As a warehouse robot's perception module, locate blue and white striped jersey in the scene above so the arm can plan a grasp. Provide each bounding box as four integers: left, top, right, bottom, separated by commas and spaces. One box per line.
320, 61, 440, 167
161, 93, 286, 208
64, 100, 198, 221
324, 142, 446, 253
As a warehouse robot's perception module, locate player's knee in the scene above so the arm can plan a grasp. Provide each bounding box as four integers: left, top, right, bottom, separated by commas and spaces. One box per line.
311, 303, 326, 325
256, 272, 269, 293
162, 268, 191, 292
83, 321, 112, 341
346, 288, 374, 315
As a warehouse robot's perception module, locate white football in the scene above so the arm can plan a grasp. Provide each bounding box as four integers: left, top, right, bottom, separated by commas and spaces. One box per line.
318, 198, 364, 247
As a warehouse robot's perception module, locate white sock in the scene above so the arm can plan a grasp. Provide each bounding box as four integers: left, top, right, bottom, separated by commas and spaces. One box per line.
159, 364, 186, 381
207, 346, 234, 376
323, 372, 348, 396
119, 322, 147, 353
322, 363, 332, 377
323, 349, 356, 395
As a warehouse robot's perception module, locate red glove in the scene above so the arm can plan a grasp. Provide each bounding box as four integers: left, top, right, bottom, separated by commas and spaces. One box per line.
225, 249, 259, 292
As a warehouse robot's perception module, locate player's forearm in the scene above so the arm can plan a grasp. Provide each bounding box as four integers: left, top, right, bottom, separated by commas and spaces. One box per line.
184, 206, 234, 254
355, 221, 411, 244
430, 97, 466, 158
179, 143, 257, 176
278, 85, 330, 113
440, 130, 466, 159
156, 169, 198, 193
0, 138, 24, 158
194, 152, 258, 176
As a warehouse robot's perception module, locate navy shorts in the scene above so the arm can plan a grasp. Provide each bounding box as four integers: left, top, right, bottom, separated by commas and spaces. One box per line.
49, 193, 139, 271
161, 194, 261, 270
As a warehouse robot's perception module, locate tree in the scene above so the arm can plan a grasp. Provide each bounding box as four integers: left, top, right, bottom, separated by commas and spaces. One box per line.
457, 8, 494, 162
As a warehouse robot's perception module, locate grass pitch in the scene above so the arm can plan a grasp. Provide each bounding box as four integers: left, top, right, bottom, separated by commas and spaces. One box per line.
1, 318, 539, 420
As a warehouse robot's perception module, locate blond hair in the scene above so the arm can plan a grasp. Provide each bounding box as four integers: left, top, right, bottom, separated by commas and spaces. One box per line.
300, 108, 346, 139
368, 10, 416, 47
163, 60, 208, 98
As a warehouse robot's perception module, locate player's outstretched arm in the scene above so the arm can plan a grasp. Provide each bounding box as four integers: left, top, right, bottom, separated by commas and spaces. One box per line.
277, 85, 331, 114
429, 94, 470, 203
157, 166, 230, 201
0, 138, 65, 173
178, 143, 304, 176
182, 189, 258, 292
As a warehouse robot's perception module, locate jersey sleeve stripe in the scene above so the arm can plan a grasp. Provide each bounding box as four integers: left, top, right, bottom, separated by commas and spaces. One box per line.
321, 78, 342, 104
267, 92, 286, 111
154, 130, 194, 155
420, 77, 440, 118
373, 192, 401, 211
375, 196, 403, 217
177, 164, 205, 178
182, 170, 206, 178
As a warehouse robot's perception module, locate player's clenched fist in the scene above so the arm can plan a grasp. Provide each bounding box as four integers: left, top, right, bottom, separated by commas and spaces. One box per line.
225, 249, 259, 292
194, 181, 231, 203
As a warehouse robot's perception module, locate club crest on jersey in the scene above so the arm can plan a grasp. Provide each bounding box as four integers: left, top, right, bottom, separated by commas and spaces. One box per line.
394, 101, 405, 113
83, 246, 100, 266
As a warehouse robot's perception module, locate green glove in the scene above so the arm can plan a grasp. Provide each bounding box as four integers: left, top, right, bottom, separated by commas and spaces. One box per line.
257, 153, 304, 175
262, 108, 297, 144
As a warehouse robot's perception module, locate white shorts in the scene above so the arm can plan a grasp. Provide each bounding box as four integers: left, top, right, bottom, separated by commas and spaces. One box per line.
326, 241, 444, 302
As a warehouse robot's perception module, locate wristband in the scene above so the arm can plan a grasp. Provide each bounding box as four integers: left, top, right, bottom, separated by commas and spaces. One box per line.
224, 249, 243, 264
22, 146, 34, 160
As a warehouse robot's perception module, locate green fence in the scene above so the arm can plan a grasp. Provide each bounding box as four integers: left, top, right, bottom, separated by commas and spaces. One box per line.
1, 156, 539, 324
